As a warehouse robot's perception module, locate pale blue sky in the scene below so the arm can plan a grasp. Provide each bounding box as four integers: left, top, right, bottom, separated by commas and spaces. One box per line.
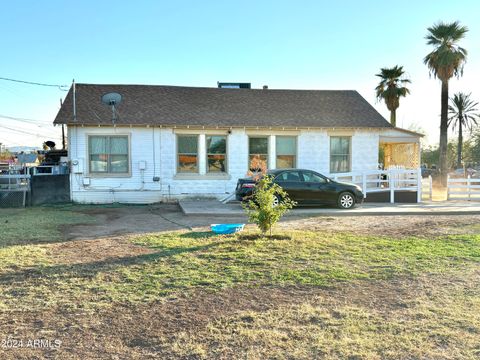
0, 0, 479, 147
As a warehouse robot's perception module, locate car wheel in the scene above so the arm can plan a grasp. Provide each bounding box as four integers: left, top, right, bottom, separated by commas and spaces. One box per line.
338, 192, 355, 209
272, 194, 280, 207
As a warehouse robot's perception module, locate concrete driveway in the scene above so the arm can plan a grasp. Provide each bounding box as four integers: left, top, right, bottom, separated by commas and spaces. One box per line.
179, 200, 480, 216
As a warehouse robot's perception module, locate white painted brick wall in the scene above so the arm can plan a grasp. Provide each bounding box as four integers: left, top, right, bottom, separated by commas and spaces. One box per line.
297, 130, 329, 173
227, 129, 248, 182
69, 126, 380, 203
351, 130, 379, 172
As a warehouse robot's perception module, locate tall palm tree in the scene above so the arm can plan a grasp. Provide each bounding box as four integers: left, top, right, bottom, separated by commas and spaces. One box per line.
375, 66, 410, 126
424, 21, 468, 185
448, 92, 479, 168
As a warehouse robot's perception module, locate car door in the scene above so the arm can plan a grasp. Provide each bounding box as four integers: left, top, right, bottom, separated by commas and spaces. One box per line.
300, 170, 334, 204
274, 170, 304, 202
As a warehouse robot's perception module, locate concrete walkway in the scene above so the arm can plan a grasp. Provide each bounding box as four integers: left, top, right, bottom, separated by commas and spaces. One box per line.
179, 200, 480, 216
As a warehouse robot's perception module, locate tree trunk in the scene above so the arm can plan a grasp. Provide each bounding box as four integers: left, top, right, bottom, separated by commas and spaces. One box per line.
390, 110, 396, 127
457, 116, 463, 169
439, 80, 449, 186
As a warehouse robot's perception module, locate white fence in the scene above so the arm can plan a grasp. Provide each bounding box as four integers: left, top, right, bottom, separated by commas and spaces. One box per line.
421, 175, 433, 201
331, 168, 422, 203
447, 176, 480, 201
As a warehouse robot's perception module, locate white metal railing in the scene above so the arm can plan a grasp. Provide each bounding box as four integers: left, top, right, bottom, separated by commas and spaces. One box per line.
331, 168, 422, 203
0, 174, 31, 191
447, 175, 480, 201
0, 174, 31, 207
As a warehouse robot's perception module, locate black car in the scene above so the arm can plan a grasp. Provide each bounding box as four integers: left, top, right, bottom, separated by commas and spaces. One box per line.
236, 169, 364, 209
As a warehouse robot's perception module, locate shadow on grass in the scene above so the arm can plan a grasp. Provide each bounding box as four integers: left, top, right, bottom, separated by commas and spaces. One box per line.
237, 233, 292, 241
0, 240, 227, 285
179, 231, 219, 239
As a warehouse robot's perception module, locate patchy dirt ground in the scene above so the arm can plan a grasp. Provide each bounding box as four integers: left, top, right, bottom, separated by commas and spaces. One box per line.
60, 204, 480, 264
67, 203, 480, 239
282, 213, 480, 238
50, 204, 480, 266
1, 271, 478, 359
1, 205, 479, 359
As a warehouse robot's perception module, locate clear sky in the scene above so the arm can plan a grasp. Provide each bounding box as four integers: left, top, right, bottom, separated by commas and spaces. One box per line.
0, 0, 479, 148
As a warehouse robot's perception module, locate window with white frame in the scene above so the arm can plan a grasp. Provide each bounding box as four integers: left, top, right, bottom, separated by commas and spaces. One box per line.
88, 135, 129, 174
177, 135, 199, 173
330, 136, 351, 173
248, 137, 268, 172
276, 136, 296, 168
206, 135, 227, 173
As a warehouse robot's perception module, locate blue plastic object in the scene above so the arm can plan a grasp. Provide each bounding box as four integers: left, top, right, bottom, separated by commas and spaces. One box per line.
211, 223, 245, 235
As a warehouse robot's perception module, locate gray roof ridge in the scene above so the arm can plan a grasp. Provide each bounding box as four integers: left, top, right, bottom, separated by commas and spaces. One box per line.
73, 83, 359, 92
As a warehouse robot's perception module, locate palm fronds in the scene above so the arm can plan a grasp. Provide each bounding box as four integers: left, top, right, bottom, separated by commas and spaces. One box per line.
448, 92, 479, 132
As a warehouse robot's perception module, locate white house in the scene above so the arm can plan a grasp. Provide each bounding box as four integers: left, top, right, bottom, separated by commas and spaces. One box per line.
53, 83, 422, 204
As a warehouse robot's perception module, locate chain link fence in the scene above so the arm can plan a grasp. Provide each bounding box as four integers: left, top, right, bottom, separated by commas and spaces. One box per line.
0, 175, 30, 208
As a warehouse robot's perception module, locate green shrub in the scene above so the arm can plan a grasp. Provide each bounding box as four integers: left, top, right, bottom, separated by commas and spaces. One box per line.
242, 175, 296, 236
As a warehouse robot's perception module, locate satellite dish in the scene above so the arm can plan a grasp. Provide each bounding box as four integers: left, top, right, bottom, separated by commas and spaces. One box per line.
101, 92, 122, 106
101, 92, 122, 123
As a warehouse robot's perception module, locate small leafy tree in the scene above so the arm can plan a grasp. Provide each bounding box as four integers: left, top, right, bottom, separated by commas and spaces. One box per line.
242, 175, 296, 237
247, 155, 267, 180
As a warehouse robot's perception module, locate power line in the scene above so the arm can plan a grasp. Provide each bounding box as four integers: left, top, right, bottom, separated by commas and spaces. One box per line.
0, 124, 58, 138
0, 76, 68, 91
0, 114, 51, 125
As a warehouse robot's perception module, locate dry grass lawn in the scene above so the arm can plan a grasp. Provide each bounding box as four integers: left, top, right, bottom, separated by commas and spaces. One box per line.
0, 205, 479, 359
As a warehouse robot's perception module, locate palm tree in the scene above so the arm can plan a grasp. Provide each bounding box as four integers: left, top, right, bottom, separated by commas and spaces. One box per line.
375, 66, 410, 126
424, 21, 468, 185
448, 92, 479, 168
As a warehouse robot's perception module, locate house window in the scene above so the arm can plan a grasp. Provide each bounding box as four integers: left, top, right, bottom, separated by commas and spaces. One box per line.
276, 136, 296, 168
89, 135, 129, 174
177, 135, 199, 173
249, 137, 268, 172
206, 135, 227, 173
330, 136, 351, 173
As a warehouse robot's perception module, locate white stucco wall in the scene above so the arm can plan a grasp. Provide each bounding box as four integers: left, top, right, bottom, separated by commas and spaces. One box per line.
68, 126, 382, 203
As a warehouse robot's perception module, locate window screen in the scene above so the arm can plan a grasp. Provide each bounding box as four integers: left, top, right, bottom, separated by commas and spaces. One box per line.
89, 136, 128, 174
276, 136, 296, 168
177, 135, 199, 173
206, 135, 227, 173
330, 137, 351, 173
249, 137, 268, 172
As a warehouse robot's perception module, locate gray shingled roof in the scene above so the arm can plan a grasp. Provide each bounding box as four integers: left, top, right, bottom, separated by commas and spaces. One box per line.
54, 84, 391, 128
